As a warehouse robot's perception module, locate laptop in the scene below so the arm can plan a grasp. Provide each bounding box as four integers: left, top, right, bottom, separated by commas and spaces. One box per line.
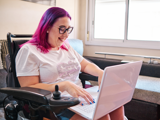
69, 61, 142, 120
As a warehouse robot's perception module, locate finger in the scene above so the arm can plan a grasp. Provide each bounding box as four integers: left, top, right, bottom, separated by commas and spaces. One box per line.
76, 87, 92, 99
70, 91, 85, 106
82, 90, 95, 103
70, 84, 94, 104
73, 87, 93, 104
71, 91, 79, 98
79, 88, 95, 103
79, 101, 84, 106
79, 96, 88, 105
79, 92, 93, 104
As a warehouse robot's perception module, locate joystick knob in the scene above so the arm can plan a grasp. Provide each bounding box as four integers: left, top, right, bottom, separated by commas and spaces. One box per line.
53, 85, 61, 100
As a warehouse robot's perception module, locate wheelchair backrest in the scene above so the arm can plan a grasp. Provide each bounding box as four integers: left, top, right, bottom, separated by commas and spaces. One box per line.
7, 33, 32, 87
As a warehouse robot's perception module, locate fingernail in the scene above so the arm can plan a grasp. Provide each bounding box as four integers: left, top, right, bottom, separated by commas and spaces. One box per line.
93, 99, 95, 103
97, 90, 99, 92
82, 103, 84, 106
90, 102, 92, 104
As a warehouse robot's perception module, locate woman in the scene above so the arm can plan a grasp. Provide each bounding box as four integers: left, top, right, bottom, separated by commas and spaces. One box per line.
16, 7, 125, 120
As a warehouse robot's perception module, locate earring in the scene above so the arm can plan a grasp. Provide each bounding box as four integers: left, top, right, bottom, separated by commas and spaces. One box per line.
47, 31, 49, 33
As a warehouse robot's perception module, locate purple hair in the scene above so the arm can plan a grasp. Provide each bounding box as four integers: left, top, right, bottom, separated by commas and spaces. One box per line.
21, 7, 71, 53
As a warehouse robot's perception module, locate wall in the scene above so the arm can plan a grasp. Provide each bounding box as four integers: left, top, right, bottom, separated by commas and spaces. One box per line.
1, 0, 160, 63
0, 0, 79, 39
0, 0, 50, 39
56, 0, 80, 39
79, 0, 160, 63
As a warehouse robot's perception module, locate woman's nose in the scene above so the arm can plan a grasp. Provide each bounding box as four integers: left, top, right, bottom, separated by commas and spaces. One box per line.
63, 31, 69, 37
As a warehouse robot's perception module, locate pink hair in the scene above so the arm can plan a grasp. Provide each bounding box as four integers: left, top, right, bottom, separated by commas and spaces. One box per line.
21, 7, 71, 53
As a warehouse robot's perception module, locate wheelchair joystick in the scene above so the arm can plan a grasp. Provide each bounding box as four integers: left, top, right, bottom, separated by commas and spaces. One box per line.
49, 85, 80, 114
53, 85, 61, 100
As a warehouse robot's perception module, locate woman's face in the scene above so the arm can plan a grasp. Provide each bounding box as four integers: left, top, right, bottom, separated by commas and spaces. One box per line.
47, 16, 71, 50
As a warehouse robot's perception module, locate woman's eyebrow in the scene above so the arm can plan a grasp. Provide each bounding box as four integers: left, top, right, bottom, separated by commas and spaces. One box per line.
59, 25, 71, 28
59, 25, 66, 27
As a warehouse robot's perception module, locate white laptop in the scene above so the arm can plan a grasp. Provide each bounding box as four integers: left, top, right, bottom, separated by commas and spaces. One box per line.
69, 61, 142, 120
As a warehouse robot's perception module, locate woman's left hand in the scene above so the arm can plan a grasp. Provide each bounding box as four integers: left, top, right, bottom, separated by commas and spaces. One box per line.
98, 70, 104, 88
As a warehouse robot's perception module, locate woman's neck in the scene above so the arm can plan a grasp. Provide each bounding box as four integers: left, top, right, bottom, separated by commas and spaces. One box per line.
51, 47, 59, 50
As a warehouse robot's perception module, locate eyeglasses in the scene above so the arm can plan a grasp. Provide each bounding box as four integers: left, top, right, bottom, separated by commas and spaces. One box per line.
58, 26, 74, 34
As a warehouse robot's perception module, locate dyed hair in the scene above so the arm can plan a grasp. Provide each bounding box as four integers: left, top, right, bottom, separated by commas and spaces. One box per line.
21, 7, 71, 53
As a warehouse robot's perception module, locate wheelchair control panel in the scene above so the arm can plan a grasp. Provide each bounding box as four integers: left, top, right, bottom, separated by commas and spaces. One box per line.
49, 85, 79, 106
0, 85, 80, 120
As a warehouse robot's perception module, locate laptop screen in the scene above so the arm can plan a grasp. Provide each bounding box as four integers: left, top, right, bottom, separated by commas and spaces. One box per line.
93, 61, 142, 120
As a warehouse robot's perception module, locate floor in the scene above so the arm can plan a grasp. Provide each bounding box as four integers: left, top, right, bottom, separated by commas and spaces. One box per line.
0, 108, 5, 120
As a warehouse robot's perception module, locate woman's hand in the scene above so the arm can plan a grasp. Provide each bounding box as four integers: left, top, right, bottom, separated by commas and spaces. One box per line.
63, 81, 95, 105
98, 70, 104, 88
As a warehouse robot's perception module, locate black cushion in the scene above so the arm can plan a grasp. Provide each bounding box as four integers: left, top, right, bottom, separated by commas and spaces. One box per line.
11, 40, 29, 87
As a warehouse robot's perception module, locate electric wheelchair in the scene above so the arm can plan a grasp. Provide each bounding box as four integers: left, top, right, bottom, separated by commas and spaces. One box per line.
0, 33, 95, 120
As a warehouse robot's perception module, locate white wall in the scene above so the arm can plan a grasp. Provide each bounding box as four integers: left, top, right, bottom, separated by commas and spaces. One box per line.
56, 0, 80, 39
0, 0, 79, 39
1, 0, 160, 63
0, 0, 50, 39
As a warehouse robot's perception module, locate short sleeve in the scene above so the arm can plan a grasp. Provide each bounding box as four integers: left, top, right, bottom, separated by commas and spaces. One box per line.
16, 45, 39, 77
69, 46, 84, 63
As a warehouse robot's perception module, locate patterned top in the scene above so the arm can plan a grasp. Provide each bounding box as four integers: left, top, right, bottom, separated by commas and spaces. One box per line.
16, 43, 84, 87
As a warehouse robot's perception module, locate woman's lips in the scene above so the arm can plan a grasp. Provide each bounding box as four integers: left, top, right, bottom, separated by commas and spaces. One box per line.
58, 37, 65, 42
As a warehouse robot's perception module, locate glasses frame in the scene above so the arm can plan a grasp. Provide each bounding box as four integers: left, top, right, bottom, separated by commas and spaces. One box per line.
58, 26, 74, 34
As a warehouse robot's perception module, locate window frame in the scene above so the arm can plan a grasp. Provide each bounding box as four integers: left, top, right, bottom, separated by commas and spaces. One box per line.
85, 0, 160, 50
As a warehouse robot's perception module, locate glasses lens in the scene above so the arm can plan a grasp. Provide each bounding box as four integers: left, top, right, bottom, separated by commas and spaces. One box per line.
67, 27, 73, 34
59, 27, 66, 34
59, 26, 73, 34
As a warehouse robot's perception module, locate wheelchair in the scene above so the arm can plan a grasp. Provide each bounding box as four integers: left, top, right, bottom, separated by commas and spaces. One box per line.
0, 33, 94, 120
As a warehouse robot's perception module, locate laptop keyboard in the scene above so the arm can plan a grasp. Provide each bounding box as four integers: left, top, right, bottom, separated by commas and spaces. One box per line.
76, 103, 96, 113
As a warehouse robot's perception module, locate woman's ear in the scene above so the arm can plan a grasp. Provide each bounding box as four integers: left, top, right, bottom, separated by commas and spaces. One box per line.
47, 27, 51, 33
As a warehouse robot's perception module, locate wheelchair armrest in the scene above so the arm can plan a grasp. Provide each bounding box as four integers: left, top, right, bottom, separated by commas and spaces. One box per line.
0, 86, 80, 115
0, 87, 51, 105
79, 72, 98, 81
79, 72, 98, 88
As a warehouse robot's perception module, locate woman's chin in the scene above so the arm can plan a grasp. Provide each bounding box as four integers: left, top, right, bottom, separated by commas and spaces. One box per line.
59, 42, 64, 46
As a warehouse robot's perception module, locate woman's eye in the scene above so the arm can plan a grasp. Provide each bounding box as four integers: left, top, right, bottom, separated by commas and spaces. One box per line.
59, 27, 66, 31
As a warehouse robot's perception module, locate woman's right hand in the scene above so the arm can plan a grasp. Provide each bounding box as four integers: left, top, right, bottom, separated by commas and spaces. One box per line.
18, 76, 94, 105
63, 81, 95, 105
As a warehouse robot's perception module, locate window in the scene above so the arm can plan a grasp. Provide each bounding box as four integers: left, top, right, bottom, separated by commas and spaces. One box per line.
86, 0, 160, 49
128, 0, 160, 41
94, 0, 125, 39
